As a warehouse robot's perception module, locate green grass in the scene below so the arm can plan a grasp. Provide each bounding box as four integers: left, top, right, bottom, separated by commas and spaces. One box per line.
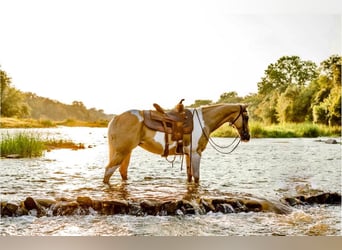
211, 122, 341, 138
1, 132, 85, 158
0, 132, 45, 157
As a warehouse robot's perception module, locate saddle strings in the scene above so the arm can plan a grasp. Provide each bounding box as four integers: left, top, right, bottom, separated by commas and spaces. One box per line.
193, 108, 241, 155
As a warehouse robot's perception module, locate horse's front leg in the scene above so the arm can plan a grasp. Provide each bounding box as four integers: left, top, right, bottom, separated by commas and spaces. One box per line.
186, 152, 201, 183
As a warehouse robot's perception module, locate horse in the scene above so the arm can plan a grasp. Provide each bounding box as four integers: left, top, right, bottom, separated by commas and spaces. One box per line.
103, 103, 250, 184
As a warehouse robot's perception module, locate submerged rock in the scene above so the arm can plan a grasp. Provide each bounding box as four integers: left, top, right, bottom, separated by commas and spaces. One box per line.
24, 197, 46, 217
281, 192, 341, 206
1, 192, 340, 217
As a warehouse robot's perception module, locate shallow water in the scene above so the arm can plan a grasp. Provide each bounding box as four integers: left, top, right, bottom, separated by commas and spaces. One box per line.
1, 127, 341, 235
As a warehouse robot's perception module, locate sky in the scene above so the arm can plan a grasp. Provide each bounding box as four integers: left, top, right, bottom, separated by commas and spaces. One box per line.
1, 0, 341, 114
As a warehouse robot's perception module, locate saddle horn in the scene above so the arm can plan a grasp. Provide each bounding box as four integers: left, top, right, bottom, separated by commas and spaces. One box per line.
175, 99, 185, 113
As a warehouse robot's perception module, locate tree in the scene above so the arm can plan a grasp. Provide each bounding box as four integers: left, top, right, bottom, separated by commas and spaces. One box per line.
188, 99, 213, 108
256, 56, 318, 123
217, 91, 243, 103
312, 55, 341, 126
257, 56, 318, 95
0, 69, 29, 117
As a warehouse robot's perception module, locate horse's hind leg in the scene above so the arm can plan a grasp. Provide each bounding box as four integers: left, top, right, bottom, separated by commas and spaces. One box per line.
103, 152, 127, 184
119, 152, 132, 181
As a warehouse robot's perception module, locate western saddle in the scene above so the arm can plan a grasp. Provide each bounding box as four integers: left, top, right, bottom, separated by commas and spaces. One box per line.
143, 99, 194, 157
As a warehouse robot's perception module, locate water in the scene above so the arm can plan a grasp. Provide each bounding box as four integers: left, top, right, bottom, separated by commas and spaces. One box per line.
1, 127, 341, 235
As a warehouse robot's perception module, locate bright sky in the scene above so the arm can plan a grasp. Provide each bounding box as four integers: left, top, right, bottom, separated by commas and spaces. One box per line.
1, 0, 341, 114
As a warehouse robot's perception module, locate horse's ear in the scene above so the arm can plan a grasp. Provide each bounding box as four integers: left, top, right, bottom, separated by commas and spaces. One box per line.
243, 103, 249, 108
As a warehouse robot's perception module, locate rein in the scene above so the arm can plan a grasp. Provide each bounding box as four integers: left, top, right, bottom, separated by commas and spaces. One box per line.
164, 106, 243, 170
192, 107, 241, 155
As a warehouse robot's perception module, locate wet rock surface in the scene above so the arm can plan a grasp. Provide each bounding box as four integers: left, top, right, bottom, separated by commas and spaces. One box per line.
1, 192, 340, 217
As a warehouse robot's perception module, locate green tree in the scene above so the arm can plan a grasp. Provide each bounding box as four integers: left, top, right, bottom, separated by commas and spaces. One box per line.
256, 56, 318, 123
0, 69, 29, 117
188, 99, 213, 108
257, 56, 318, 95
217, 91, 243, 103
312, 55, 341, 126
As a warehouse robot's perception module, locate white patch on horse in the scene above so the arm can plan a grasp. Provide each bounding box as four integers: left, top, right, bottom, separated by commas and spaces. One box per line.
129, 110, 143, 122
153, 131, 165, 147
153, 132, 177, 152
191, 108, 205, 152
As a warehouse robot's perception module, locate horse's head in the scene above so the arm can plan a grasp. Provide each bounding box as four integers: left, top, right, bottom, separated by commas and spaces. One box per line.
230, 105, 250, 142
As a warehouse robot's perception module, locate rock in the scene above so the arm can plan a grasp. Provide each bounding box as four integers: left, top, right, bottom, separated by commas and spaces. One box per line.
200, 199, 215, 213
101, 200, 129, 215
24, 197, 46, 217
36, 199, 56, 208
243, 199, 263, 212
140, 200, 159, 215
52, 201, 79, 216
215, 203, 235, 213
160, 200, 182, 215
305, 192, 341, 205
180, 200, 195, 215
2, 203, 18, 216
92, 200, 103, 211
325, 139, 338, 144
76, 196, 93, 207
281, 197, 304, 206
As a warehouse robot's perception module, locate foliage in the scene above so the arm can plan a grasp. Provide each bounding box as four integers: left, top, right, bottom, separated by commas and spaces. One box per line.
1, 69, 29, 117
211, 122, 341, 138
217, 91, 243, 103
254, 56, 319, 124
24, 92, 112, 122
311, 55, 341, 126
0, 132, 85, 157
248, 55, 341, 125
257, 56, 318, 95
188, 99, 213, 108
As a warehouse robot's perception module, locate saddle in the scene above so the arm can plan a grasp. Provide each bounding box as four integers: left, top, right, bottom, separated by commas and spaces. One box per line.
143, 99, 193, 157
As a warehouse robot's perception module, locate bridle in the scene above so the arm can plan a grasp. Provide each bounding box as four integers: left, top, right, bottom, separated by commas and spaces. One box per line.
230, 105, 249, 140
192, 105, 249, 155
169, 105, 249, 170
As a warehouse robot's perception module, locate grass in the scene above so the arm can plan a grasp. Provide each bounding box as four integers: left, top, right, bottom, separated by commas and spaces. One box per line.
0, 132, 85, 158
211, 122, 341, 138
0, 117, 57, 128
0, 132, 45, 157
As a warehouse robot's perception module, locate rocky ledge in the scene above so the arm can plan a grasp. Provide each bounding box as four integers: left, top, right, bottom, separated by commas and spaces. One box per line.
1, 192, 340, 218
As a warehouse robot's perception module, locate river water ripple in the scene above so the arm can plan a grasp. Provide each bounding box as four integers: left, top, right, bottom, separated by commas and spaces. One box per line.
1, 127, 341, 235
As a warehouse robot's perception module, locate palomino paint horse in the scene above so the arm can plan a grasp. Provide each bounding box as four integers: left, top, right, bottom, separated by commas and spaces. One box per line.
103, 103, 250, 184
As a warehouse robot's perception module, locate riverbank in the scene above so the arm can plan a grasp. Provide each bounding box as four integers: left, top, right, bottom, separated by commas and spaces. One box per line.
0, 117, 109, 128
1, 117, 340, 138
212, 122, 341, 138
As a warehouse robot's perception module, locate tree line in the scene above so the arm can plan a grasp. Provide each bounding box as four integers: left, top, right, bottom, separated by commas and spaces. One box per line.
1, 69, 112, 122
1, 54, 341, 126
189, 55, 341, 126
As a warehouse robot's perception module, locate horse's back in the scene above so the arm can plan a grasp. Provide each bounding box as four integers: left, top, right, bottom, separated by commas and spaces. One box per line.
108, 109, 144, 142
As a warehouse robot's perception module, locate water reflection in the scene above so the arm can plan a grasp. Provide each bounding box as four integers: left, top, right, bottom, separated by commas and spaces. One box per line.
0, 128, 340, 235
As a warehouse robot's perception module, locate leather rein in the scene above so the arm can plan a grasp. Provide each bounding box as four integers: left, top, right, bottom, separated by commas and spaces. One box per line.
193, 105, 245, 155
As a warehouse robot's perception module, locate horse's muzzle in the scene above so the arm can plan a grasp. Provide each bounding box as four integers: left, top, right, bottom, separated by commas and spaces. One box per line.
241, 132, 250, 142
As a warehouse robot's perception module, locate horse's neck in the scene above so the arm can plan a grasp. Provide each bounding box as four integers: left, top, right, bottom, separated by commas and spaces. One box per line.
202, 104, 240, 132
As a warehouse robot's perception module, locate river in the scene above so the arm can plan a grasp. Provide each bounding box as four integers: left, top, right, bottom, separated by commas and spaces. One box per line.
0, 127, 341, 235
